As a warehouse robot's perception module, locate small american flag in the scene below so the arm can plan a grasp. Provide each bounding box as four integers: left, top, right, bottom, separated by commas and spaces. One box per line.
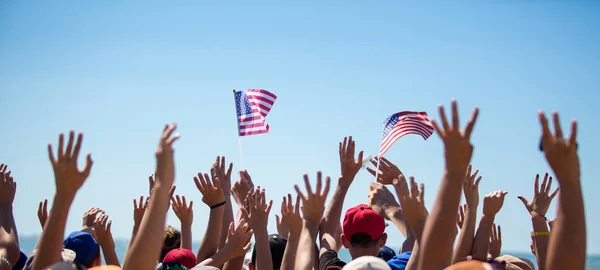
234, 89, 277, 136
379, 111, 434, 157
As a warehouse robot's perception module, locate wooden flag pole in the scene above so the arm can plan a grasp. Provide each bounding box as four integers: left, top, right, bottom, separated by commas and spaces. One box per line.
233, 89, 245, 170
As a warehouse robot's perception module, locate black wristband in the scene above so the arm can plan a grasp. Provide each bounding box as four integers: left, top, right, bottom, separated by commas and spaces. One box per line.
210, 201, 226, 209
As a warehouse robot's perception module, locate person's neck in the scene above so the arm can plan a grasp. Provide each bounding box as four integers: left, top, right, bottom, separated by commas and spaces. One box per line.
349, 247, 379, 259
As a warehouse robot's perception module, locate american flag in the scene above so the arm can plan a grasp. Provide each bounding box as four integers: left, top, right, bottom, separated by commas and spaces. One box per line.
379, 111, 434, 157
234, 89, 277, 136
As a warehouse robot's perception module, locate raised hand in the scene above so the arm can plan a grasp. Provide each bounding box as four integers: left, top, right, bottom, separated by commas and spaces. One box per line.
155, 124, 180, 189
223, 220, 253, 258
277, 194, 303, 236
431, 100, 479, 172
295, 172, 331, 223
47, 131, 93, 198
171, 195, 193, 225
488, 224, 502, 259
457, 204, 466, 229
539, 111, 579, 183
367, 182, 400, 219
518, 173, 559, 217
194, 172, 225, 207
94, 213, 115, 249
0, 164, 16, 206
211, 156, 233, 194
133, 196, 149, 225
231, 170, 254, 207
464, 165, 482, 207
366, 156, 402, 185
338, 136, 364, 188
482, 190, 508, 217
38, 199, 49, 229
241, 187, 273, 230
393, 175, 428, 225
82, 207, 102, 230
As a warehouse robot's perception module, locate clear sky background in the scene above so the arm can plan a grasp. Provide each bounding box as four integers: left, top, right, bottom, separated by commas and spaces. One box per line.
1, 1, 599, 254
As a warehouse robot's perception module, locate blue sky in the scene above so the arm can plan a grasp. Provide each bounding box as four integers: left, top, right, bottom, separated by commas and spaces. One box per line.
1, 1, 599, 254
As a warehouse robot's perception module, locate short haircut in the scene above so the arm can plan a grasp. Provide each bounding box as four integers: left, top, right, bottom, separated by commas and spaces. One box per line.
160, 226, 182, 261
350, 232, 382, 248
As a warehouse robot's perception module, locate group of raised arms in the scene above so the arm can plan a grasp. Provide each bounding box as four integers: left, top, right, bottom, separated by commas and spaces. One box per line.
0, 99, 586, 270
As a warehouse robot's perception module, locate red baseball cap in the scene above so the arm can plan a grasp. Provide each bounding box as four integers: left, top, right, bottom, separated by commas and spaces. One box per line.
162, 248, 196, 269
343, 204, 385, 242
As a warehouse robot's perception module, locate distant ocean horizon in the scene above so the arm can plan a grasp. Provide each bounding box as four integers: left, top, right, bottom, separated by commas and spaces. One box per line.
17, 235, 600, 269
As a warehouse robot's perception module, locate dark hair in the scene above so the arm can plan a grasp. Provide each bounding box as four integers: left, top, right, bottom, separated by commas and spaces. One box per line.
251, 234, 287, 269
160, 226, 182, 261
350, 233, 382, 248
78, 249, 100, 268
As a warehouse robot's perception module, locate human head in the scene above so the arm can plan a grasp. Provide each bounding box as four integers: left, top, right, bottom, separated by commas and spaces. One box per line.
63, 231, 101, 268
161, 226, 182, 262
495, 255, 534, 270
342, 256, 391, 270
377, 246, 396, 261
163, 248, 197, 269
342, 204, 387, 259
249, 234, 287, 270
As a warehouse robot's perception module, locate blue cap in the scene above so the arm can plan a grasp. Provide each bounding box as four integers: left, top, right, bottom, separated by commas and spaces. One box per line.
12, 251, 27, 270
377, 246, 397, 261
387, 251, 412, 270
63, 231, 99, 266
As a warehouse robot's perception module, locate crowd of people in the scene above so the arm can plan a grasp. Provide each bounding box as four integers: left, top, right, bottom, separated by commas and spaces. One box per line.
0, 100, 586, 270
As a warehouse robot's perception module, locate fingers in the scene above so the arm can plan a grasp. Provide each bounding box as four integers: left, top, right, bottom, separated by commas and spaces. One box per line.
266, 200, 273, 214
409, 177, 418, 196
464, 107, 479, 139
58, 133, 64, 160
366, 167, 378, 177
65, 131, 75, 160
431, 119, 444, 138
81, 154, 93, 178
438, 104, 450, 131
541, 174, 548, 195
534, 174, 540, 195
517, 196, 529, 209
539, 112, 552, 145
295, 194, 301, 213
497, 225, 502, 240
348, 136, 356, 159
323, 176, 331, 197
287, 193, 293, 210
276, 215, 281, 225
315, 171, 323, 195
418, 183, 425, 201
451, 99, 459, 130
550, 188, 560, 200
303, 174, 313, 195
72, 133, 83, 162
552, 111, 563, 139
545, 176, 553, 194
294, 185, 307, 201
356, 151, 364, 166
48, 144, 56, 165
569, 120, 578, 147
475, 176, 482, 187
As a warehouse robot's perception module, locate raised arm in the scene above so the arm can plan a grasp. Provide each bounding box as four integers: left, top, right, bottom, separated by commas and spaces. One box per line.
296, 172, 331, 270
199, 220, 253, 268
0, 164, 19, 269
194, 172, 225, 263
320, 137, 363, 254
471, 190, 507, 261
418, 100, 479, 270
393, 175, 429, 270
452, 165, 481, 263
211, 156, 234, 249
171, 195, 194, 250
279, 194, 302, 270
123, 123, 179, 270
241, 187, 274, 270
539, 112, 585, 270
94, 213, 121, 266
517, 173, 558, 269
33, 131, 94, 270
222, 171, 254, 270
367, 157, 407, 236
